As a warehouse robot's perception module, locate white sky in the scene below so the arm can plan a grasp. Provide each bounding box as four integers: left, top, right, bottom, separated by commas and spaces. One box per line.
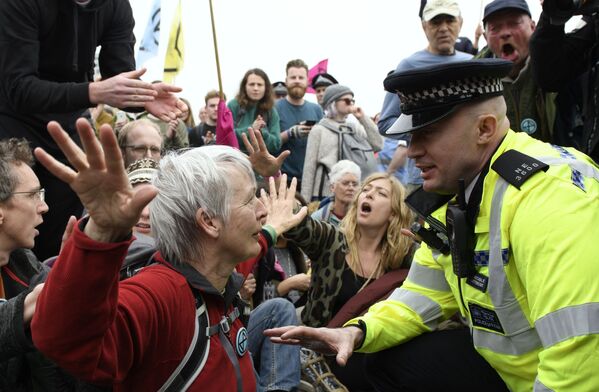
128, 0, 544, 121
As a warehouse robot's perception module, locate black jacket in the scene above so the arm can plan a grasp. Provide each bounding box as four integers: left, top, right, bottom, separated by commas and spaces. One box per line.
0, 0, 136, 158
531, 13, 599, 162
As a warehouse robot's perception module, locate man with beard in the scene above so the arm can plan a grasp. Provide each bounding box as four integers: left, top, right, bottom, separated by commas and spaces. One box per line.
475, 0, 580, 146
276, 59, 323, 189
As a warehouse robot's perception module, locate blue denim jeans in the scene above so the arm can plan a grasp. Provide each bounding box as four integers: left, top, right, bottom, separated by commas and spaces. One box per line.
248, 298, 300, 392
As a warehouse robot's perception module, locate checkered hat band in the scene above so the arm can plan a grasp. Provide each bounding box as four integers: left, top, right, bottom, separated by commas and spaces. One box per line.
399, 76, 503, 113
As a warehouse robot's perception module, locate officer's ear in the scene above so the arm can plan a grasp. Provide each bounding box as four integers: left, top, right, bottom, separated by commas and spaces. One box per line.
475, 114, 498, 145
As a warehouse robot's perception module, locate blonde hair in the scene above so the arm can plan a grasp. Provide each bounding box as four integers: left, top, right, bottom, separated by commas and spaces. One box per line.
340, 173, 413, 280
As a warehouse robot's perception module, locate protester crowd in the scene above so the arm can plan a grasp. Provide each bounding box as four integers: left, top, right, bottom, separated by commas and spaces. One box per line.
1, 0, 599, 391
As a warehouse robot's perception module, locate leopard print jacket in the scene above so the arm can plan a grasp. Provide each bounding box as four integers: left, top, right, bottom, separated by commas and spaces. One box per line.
285, 216, 353, 328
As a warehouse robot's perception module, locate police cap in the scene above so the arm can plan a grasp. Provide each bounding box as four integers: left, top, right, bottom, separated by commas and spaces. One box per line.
384, 59, 512, 136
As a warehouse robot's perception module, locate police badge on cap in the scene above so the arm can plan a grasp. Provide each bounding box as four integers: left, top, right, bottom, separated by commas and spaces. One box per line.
383, 59, 513, 136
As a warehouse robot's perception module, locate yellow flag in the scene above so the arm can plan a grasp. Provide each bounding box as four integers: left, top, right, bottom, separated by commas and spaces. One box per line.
163, 0, 184, 83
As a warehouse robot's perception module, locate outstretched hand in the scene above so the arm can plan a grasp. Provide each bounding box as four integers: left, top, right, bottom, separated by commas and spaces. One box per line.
34, 119, 158, 242
145, 82, 188, 122
261, 175, 307, 237
264, 325, 361, 366
242, 127, 290, 177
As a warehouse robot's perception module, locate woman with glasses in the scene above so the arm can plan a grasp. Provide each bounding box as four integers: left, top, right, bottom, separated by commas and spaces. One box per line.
228, 68, 281, 155
311, 160, 361, 227
301, 85, 382, 202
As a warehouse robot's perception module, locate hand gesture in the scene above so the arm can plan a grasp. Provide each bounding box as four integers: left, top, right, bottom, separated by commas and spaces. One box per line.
145, 82, 188, 122
352, 106, 365, 119
241, 127, 290, 177
240, 273, 257, 300
59, 215, 77, 253
166, 119, 179, 140
23, 283, 44, 325
34, 119, 158, 242
89, 68, 157, 108
261, 175, 307, 237
264, 325, 362, 366
252, 115, 266, 131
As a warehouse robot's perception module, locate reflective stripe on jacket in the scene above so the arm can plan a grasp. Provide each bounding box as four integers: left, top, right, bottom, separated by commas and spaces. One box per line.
347, 130, 599, 391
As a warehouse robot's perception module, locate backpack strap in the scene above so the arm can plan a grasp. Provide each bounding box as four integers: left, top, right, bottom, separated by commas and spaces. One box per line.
159, 288, 210, 392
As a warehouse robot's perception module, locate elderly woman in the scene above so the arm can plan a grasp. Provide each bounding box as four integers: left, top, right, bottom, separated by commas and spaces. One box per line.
301, 85, 382, 202
30, 120, 307, 391
311, 160, 361, 227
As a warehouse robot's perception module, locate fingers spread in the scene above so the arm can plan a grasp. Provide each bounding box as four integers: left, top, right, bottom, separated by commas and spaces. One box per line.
277, 173, 288, 200
275, 150, 291, 166
241, 133, 254, 154
98, 124, 125, 175
77, 118, 105, 170
34, 147, 77, 184
130, 184, 159, 218
47, 121, 89, 171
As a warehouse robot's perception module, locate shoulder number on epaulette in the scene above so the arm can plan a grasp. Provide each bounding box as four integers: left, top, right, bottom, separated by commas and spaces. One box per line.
491, 149, 549, 189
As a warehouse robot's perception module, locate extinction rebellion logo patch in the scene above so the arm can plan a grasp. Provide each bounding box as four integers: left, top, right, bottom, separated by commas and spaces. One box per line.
236, 327, 248, 356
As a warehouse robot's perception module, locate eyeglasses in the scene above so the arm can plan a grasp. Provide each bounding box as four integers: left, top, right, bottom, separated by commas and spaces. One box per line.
337, 98, 355, 105
339, 180, 359, 188
11, 188, 45, 202
124, 145, 162, 156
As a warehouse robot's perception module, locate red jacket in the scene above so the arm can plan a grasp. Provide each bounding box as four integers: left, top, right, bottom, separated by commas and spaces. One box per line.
31, 223, 264, 391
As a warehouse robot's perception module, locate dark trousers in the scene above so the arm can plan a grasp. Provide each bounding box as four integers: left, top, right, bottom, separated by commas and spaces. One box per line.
365, 328, 508, 392
32, 164, 83, 261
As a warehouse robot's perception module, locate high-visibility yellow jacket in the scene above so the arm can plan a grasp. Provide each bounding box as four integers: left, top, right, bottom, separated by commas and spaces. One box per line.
347, 130, 599, 391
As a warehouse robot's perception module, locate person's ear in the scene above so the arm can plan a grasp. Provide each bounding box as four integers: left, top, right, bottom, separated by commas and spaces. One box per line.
195, 208, 220, 239
476, 114, 498, 145
0, 207, 4, 225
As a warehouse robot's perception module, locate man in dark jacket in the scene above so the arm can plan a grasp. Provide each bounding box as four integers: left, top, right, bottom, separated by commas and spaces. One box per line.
0, 0, 187, 261
530, 0, 599, 162
0, 138, 74, 391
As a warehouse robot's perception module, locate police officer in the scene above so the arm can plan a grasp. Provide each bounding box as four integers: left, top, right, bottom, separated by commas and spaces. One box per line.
266, 59, 599, 391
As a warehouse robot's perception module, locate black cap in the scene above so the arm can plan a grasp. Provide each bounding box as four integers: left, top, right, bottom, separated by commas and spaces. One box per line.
311, 73, 339, 88
483, 0, 531, 24
272, 81, 287, 96
383, 59, 513, 136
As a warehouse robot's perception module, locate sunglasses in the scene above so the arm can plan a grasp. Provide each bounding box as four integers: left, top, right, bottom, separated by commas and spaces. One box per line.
337, 98, 355, 105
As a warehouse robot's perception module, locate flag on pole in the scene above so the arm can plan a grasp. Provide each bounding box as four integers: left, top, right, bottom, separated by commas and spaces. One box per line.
215, 99, 239, 149
136, 0, 161, 68
163, 0, 184, 83
307, 59, 328, 94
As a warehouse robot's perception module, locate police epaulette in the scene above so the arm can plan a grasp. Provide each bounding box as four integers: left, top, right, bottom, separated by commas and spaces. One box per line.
491, 149, 549, 189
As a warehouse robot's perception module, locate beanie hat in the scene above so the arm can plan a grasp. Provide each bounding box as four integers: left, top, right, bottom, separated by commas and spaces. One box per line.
322, 85, 354, 109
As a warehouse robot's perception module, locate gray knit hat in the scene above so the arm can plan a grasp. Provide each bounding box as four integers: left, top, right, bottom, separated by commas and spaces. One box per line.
322, 85, 354, 108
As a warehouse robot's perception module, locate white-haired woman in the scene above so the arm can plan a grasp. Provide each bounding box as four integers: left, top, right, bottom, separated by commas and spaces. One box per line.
301, 85, 382, 202
311, 160, 361, 227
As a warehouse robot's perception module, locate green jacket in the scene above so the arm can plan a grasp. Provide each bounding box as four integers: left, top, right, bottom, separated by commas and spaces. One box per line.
227, 99, 281, 154
476, 47, 557, 142
349, 130, 599, 390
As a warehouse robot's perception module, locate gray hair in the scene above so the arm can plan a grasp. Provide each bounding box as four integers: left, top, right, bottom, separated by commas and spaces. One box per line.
150, 145, 254, 263
324, 101, 339, 119
329, 160, 361, 185
0, 138, 34, 202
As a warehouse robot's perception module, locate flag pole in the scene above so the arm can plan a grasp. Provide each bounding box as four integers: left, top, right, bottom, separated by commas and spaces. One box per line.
479, 0, 485, 22
208, 0, 224, 99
